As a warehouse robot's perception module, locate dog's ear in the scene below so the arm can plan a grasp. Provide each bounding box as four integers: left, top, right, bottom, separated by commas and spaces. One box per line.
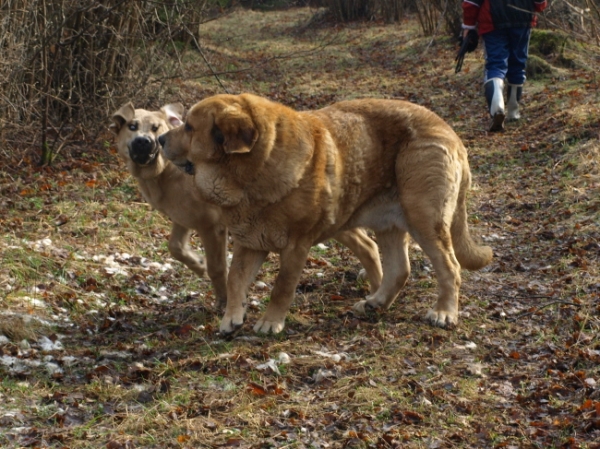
214, 106, 258, 154
110, 102, 135, 134
161, 103, 184, 127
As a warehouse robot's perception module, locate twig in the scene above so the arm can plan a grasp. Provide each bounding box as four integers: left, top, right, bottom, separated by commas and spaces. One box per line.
422, 0, 448, 55
486, 292, 557, 299
151, 36, 341, 84
183, 23, 229, 94
508, 300, 582, 321
507, 4, 541, 16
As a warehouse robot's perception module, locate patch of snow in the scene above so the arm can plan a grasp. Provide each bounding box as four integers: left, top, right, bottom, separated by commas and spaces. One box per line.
38, 336, 64, 352
256, 359, 280, 375
99, 351, 133, 360
278, 352, 291, 364
313, 349, 349, 362
454, 341, 477, 350
45, 362, 63, 376
254, 281, 268, 290
0, 355, 42, 374
17, 296, 47, 309
61, 356, 78, 366
312, 367, 340, 383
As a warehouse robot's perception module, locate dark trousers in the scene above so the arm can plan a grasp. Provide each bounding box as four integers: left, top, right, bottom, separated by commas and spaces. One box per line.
482, 27, 531, 85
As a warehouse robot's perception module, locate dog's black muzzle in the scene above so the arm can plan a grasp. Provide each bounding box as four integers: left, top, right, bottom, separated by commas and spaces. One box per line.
129, 136, 159, 165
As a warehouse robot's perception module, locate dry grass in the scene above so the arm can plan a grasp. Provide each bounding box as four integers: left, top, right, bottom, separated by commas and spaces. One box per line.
1, 7, 599, 449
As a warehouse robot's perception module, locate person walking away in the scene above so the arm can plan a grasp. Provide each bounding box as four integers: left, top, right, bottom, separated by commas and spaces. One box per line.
462, 0, 548, 132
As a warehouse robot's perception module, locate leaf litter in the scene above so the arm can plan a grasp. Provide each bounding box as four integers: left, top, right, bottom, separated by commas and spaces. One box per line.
1, 7, 600, 449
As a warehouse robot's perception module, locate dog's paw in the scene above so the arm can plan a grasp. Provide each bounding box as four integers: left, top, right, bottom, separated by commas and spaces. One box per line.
219, 309, 245, 335
352, 299, 379, 315
185, 258, 206, 278
352, 300, 368, 315
253, 316, 285, 334
425, 309, 458, 328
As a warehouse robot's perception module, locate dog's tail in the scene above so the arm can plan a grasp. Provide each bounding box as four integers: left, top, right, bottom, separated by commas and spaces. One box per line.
451, 163, 493, 271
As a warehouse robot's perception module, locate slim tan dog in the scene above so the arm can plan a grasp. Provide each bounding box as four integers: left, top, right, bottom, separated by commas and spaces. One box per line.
159, 93, 493, 334
110, 102, 229, 306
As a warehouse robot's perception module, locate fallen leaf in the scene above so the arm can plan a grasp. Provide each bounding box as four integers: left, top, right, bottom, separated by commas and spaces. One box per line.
247, 382, 267, 396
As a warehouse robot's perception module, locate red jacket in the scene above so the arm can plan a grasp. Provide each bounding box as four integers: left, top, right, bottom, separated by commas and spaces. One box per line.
462, 0, 548, 35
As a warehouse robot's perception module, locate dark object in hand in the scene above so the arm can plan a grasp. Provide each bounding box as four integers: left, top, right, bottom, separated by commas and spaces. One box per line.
455, 29, 479, 73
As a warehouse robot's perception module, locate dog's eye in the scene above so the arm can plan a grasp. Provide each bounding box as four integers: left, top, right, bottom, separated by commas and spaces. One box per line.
151, 125, 159, 132
212, 126, 224, 145
128, 123, 138, 131
184, 123, 193, 132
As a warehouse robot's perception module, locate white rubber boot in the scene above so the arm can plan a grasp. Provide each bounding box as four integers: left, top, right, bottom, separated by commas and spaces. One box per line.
507, 83, 523, 121
484, 78, 505, 132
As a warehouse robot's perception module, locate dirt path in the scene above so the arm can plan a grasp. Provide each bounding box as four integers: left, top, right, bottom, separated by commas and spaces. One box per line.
1, 8, 599, 449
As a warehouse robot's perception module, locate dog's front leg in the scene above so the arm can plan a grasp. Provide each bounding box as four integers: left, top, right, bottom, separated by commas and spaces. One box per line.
168, 223, 206, 278
220, 242, 268, 335
254, 240, 312, 334
196, 223, 229, 309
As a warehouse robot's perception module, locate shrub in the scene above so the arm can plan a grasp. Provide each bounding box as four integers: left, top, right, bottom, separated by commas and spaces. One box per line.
0, 0, 209, 165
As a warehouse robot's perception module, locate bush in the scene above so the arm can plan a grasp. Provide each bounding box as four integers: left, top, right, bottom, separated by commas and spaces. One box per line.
316, 0, 461, 35
410, 0, 461, 37
0, 0, 210, 165
317, 0, 407, 23
539, 0, 600, 42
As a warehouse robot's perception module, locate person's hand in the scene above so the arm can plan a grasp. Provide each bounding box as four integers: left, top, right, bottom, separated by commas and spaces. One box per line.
455, 29, 478, 73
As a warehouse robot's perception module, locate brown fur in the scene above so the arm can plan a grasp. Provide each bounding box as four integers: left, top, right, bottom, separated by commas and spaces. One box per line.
110, 103, 229, 306
160, 93, 493, 334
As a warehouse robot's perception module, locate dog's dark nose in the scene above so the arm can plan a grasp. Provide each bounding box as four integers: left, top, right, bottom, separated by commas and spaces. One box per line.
131, 136, 153, 154
130, 136, 156, 164
158, 133, 166, 147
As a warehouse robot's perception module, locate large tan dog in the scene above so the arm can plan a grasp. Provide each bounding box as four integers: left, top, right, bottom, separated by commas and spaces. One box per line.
110, 102, 229, 306
110, 102, 383, 312
159, 93, 493, 334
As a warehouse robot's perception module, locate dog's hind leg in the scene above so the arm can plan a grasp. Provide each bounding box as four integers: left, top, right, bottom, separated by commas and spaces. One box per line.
352, 229, 410, 314
168, 223, 207, 278
396, 148, 462, 327
411, 226, 461, 327
220, 243, 268, 335
334, 228, 382, 294
197, 223, 229, 309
